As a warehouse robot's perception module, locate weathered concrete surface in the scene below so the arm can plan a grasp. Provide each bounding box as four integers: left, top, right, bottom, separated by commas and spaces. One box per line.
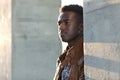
0, 0, 11, 80
84, 0, 120, 80
12, 0, 61, 80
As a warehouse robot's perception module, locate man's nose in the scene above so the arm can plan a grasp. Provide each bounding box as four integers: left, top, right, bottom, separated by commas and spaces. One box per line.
59, 22, 66, 30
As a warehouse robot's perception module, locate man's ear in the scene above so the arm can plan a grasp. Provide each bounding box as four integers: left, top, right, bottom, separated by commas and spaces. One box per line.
79, 23, 83, 31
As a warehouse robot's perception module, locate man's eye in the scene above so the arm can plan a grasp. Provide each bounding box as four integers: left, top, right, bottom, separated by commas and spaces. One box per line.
64, 21, 68, 24
58, 20, 70, 25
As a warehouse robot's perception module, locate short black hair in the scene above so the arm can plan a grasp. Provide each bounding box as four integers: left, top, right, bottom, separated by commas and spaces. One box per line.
60, 5, 83, 22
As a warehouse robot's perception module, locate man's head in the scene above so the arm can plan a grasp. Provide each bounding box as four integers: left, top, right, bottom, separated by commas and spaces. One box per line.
58, 5, 83, 43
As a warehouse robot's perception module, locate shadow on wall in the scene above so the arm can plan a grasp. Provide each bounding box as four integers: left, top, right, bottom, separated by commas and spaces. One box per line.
85, 55, 120, 74
84, 0, 120, 79
84, 0, 120, 43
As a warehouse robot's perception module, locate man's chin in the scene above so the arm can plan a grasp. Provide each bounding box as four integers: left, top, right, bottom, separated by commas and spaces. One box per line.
61, 38, 69, 42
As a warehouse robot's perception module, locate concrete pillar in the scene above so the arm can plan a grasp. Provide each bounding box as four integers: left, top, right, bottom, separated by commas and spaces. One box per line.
12, 0, 61, 80
84, 0, 120, 80
0, 0, 11, 80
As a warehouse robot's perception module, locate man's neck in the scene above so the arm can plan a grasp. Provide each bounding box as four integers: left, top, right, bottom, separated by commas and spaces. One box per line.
68, 33, 83, 47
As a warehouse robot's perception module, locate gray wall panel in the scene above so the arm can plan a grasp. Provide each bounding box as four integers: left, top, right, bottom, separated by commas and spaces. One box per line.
12, 0, 61, 80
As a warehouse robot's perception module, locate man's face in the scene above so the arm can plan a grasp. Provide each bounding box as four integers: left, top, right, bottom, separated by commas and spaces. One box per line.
58, 11, 83, 42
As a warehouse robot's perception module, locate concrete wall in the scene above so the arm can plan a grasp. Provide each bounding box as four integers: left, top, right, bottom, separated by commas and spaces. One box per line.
0, 0, 11, 80
12, 0, 61, 80
84, 0, 120, 80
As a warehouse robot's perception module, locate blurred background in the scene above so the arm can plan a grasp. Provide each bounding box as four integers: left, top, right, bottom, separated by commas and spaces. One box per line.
12, 0, 61, 80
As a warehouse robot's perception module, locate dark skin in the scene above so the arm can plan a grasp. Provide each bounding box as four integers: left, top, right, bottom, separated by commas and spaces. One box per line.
58, 11, 83, 46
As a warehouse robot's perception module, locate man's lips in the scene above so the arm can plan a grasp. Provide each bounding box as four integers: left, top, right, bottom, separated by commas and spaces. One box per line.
60, 31, 67, 36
